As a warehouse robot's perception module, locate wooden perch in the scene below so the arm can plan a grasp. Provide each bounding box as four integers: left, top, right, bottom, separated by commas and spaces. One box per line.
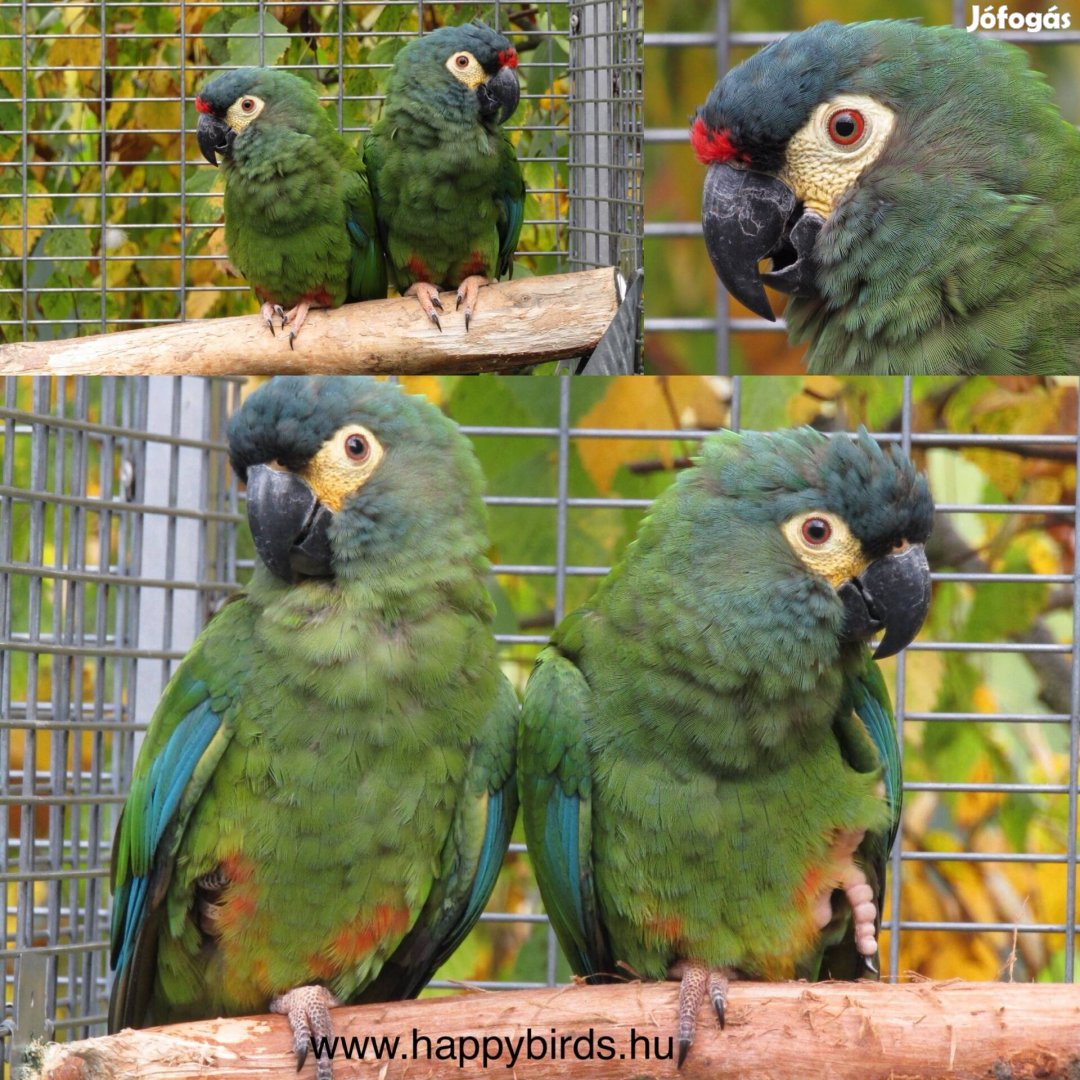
23, 980, 1080, 1080
0, 268, 619, 376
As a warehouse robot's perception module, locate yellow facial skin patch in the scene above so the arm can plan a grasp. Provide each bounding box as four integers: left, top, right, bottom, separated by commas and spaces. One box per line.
300, 425, 385, 513
781, 94, 896, 218
445, 51, 487, 91
780, 509, 870, 589
225, 94, 266, 133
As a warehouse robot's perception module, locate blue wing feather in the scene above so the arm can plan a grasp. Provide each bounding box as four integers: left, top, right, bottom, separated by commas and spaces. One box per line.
111, 698, 222, 977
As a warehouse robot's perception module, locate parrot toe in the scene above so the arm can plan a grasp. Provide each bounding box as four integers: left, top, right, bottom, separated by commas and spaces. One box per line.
404, 282, 446, 331
259, 302, 287, 337
269, 984, 341, 1080
708, 970, 729, 1029
833, 830, 880, 963
282, 302, 312, 350
671, 960, 732, 1068
455, 275, 495, 332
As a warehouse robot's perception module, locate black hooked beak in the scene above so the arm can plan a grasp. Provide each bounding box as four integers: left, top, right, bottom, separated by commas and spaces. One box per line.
838, 544, 932, 660
476, 64, 521, 125
701, 161, 823, 321
244, 463, 334, 583
196, 112, 235, 168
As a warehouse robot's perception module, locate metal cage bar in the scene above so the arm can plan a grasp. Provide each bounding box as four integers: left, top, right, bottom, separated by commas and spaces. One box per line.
1, 374, 1077, 1069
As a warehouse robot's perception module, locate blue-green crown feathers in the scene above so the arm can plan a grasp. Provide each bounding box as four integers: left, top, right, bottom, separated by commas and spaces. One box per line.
692, 427, 934, 558
196, 66, 320, 117
696, 20, 1054, 176
382, 22, 517, 124
402, 22, 514, 74
228, 376, 456, 479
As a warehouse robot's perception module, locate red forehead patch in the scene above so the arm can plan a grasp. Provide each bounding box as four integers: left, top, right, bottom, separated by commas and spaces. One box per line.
195, 96, 213, 114
690, 116, 748, 166
498, 47, 518, 69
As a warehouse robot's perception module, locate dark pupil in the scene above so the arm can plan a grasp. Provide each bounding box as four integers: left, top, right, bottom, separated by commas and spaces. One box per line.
458, 56, 468, 65
807, 520, 827, 540
834, 115, 855, 138
346, 435, 366, 458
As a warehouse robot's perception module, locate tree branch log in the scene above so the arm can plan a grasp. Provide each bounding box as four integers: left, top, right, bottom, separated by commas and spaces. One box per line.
0, 269, 619, 376
22, 980, 1080, 1080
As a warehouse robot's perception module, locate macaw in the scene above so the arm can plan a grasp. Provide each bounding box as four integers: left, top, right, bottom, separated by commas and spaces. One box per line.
110, 376, 517, 1080
520, 427, 934, 1064
363, 22, 525, 331
692, 21, 1080, 374
195, 69, 387, 346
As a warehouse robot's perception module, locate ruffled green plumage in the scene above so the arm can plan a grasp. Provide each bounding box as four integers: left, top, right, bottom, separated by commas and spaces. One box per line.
199, 67, 386, 310
110, 377, 516, 1030
520, 429, 933, 984
363, 24, 525, 293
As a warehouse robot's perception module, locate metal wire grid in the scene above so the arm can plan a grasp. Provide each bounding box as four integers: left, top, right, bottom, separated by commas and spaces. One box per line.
0, 376, 243, 1069
0, 0, 644, 342
642, 0, 1080, 373
1, 375, 1077, 1071
567, 0, 643, 278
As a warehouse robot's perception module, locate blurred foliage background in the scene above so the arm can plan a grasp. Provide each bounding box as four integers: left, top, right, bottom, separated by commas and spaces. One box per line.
0, 2, 572, 342
4, 374, 1077, 1044
644, 0, 1080, 374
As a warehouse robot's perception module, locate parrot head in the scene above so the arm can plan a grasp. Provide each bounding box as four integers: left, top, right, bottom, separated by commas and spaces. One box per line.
195, 67, 323, 168
227, 376, 487, 584
388, 22, 521, 126
690, 20, 1063, 323
698, 427, 934, 658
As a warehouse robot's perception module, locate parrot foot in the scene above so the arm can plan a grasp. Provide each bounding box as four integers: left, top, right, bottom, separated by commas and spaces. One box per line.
260, 302, 287, 336
270, 984, 341, 1080
814, 827, 879, 965
282, 301, 311, 350
455, 275, 494, 332
404, 282, 445, 331
669, 959, 732, 1068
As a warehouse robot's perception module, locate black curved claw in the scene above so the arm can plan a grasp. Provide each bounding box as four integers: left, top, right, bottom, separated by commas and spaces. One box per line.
677, 1037, 692, 1070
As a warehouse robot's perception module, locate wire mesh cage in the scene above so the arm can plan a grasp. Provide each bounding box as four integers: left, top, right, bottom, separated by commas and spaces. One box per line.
642, 0, 1080, 374
2, 374, 1078, 1073
0, 0, 644, 344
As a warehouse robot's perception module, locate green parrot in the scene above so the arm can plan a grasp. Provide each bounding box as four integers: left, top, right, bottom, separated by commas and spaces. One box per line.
195, 69, 387, 346
109, 377, 516, 1080
363, 22, 525, 331
519, 428, 934, 1064
692, 21, 1080, 374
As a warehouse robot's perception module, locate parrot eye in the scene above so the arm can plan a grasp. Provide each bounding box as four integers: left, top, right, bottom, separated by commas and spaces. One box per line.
827, 109, 865, 147
240, 97, 256, 113
454, 53, 471, 69
801, 517, 832, 545
344, 434, 370, 462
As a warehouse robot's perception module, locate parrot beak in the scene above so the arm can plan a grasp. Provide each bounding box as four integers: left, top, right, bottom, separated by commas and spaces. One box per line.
196, 112, 235, 168
838, 544, 932, 660
476, 64, 521, 125
701, 162, 822, 321
244, 464, 335, 583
